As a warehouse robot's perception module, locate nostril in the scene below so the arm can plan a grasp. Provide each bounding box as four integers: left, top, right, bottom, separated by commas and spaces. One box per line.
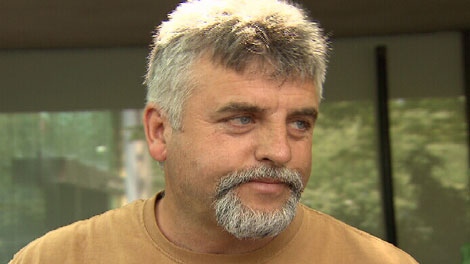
254, 125, 292, 165
255, 143, 292, 166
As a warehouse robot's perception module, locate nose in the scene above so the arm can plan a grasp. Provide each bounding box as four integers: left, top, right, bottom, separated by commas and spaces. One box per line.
254, 124, 292, 166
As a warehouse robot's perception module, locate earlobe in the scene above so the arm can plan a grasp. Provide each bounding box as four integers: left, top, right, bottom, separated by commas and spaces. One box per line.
143, 105, 170, 162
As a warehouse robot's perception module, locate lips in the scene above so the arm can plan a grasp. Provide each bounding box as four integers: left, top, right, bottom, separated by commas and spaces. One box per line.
214, 165, 304, 200
241, 179, 289, 195
249, 178, 284, 184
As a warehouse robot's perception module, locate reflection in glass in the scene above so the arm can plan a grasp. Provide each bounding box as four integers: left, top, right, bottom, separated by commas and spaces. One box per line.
307, 101, 385, 239
0, 111, 164, 263
390, 97, 469, 264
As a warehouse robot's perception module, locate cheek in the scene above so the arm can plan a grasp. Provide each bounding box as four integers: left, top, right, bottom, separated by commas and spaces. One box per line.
293, 141, 313, 183
202, 130, 253, 159
177, 132, 237, 179
190, 138, 242, 177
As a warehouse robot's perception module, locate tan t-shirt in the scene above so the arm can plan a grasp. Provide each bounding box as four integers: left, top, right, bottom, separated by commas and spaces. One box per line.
10, 193, 418, 263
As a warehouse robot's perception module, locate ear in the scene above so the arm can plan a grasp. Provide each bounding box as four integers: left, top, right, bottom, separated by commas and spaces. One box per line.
143, 104, 171, 162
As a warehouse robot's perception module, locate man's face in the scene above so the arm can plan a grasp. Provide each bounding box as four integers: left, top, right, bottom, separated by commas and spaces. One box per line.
161, 58, 319, 235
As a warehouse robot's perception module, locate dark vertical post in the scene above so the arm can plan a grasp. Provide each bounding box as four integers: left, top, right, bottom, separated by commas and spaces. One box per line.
375, 46, 398, 246
462, 31, 470, 166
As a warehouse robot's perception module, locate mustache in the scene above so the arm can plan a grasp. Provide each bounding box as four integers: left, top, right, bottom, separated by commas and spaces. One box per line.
215, 165, 304, 200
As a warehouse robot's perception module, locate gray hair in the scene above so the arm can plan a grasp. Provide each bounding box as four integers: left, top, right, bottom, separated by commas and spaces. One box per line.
145, 0, 329, 129
214, 165, 304, 239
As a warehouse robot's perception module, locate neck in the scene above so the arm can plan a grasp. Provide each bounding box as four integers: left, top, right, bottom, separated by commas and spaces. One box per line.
155, 193, 276, 254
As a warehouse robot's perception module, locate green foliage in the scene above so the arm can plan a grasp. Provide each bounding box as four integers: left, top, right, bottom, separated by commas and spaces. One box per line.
305, 101, 384, 237
0, 111, 120, 263
389, 97, 469, 264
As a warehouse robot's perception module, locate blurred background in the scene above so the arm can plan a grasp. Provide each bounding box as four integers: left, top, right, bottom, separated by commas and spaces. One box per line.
0, 1, 469, 263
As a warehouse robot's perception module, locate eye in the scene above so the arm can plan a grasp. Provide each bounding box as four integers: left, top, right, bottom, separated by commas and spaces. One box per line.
289, 120, 312, 131
229, 116, 254, 126
222, 115, 256, 134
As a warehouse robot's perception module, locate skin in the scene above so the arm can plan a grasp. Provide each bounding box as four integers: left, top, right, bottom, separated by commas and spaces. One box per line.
143, 57, 319, 254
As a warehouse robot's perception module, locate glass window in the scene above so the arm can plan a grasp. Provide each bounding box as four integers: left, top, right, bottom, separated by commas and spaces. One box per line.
305, 100, 385, 239
0, 110, 164, 263
389, 96, 469, 264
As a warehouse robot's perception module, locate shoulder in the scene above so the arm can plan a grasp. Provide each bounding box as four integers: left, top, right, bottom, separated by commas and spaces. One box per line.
9, 199, 147, 263
298, 204, 418, 263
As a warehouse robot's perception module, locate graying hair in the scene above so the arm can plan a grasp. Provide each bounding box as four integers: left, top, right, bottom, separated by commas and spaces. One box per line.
215, 190, 299, 239
214, 165, 303, 239
145, 0, 329, 129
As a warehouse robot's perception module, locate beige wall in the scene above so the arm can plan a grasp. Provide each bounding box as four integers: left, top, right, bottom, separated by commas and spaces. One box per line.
0, 48, 148, 112
0, 32, 465, 111
325, 31, 464, 101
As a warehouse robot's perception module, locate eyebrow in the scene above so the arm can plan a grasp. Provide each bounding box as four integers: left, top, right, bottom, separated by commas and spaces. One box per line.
289, 108, 319, 121
215, 101, 318, 120
215, 102, 265, 114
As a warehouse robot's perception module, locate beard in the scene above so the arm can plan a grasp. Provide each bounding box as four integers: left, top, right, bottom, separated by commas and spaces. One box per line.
213, 165, 304, 240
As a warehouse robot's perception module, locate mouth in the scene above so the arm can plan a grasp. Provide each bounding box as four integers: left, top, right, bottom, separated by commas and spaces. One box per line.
242, 178, 289, 194
249, 178, 284, 184
214, 166, 304, 200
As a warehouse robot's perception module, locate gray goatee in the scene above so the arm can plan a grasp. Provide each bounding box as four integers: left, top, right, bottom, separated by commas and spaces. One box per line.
214, 165, 304, 239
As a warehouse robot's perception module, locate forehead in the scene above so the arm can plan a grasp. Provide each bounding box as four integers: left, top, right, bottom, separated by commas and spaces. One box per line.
183, 57, 319, 117
189, 56, 317, 96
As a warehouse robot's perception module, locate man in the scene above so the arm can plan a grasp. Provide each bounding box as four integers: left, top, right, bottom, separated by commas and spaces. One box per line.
11, 0, 418, 263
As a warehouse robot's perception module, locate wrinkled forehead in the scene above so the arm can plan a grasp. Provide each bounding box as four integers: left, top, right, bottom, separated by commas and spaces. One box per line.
192, 52, 315, 89
183, 55, 319, 112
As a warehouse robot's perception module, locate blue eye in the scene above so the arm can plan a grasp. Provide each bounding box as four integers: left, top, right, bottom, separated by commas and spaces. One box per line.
234, 116, 252, 125
292, 120, 310, 130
